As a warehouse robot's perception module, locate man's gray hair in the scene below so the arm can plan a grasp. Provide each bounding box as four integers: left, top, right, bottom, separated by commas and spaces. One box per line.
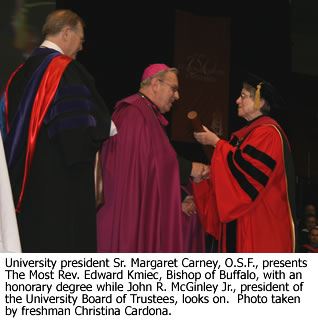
42, 9, 85, 37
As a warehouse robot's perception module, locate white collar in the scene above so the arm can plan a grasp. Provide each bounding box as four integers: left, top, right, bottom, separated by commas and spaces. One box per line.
40, 40, 64, 54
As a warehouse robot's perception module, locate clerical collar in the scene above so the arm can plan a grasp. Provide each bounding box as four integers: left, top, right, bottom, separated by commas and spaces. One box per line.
138, 92, 168, 127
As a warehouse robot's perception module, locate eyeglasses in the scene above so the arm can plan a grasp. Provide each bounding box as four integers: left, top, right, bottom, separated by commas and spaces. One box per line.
72, 29, 85, 44
159, 79, 179, 93
240, 92, 251, 100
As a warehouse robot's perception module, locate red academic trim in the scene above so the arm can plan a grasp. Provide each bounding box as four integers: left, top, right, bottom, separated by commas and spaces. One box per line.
16, 55, 72, 212
5, 64, 25, 132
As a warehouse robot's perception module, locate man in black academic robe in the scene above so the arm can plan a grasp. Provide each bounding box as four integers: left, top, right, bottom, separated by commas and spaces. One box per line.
3, 10, 111, 252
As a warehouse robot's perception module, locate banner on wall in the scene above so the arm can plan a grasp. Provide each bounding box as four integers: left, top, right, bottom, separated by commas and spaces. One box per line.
171, 10, 231, 149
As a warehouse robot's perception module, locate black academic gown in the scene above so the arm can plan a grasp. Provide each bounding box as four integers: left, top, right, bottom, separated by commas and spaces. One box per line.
5, 48, 111, 252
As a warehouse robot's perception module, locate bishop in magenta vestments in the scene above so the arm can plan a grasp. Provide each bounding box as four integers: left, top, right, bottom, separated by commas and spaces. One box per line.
97, 93, 188, 252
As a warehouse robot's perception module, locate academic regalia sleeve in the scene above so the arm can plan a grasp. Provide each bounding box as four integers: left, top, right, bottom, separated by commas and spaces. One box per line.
43, 61, 111, 169
212, 125, 282, 223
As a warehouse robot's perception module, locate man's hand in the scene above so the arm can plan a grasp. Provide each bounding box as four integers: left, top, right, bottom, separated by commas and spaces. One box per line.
182, 195, 197, 216
191, 162, 210, 183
